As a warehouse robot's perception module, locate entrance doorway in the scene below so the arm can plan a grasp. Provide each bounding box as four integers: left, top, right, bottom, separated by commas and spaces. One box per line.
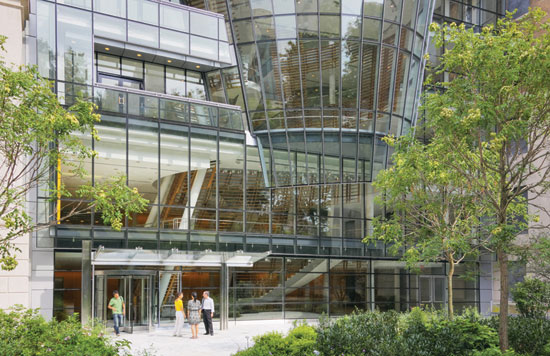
93, 271, 154, 333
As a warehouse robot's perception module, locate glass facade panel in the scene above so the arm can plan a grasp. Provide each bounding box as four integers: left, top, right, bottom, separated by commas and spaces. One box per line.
57, 5, 92, 84
364, 0, 384, 18
128, 0, 159, 25
94, 13, 126, 41
206, 71, 226, 103
160, 4, 189, 32
190, 12, 218, 39
94, 0, 126, 17
166, 67, 186, 96
160, 29, 189, 54
128, 21, 159, 48
37, 1, 56, 79
191, 36, 219, 60
145, 63, 165, 93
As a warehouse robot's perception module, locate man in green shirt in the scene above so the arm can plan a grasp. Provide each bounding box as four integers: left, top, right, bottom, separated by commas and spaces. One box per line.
108, 290, 125, 336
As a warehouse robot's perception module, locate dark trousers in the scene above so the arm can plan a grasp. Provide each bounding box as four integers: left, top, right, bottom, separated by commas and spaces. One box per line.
202, 309, 213, 335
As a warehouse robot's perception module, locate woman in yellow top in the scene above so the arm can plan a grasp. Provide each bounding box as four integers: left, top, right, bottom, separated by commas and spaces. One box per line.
173, 292, 184, 337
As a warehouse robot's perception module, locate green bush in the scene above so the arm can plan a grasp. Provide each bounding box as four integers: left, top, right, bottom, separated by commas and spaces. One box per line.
316, 310, 405, 356
0, 306, 129, 356
511, 279, 550, 319
483, 316, 550, 356
233, 325, 317, 356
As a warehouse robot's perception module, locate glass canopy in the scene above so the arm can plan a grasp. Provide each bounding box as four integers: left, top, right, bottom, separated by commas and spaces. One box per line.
92, 247, 270, 267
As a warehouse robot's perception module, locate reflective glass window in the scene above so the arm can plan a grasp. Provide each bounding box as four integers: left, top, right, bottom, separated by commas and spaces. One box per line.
401, 0, 418, 29
160, 29, 189, 54
319, 15, 340, 38
94, 0, 126, 17
191, 36, 218, 60
401, 28, 414, 52
250, 0, 273, 16
166, 67, 186, 96
128, 0, 159, 25
128, 21, 159, 47
377, 46, 396, 113
416, 0, 430, 35
300, 40, 321, 107
238, 44, 264, 111
160, 123, 189, 212
257, 42, 283, 109
363, 18, 381, 41
277, 40, 301, 109
219, 42, 232, 63
363, 0, 383, 18
342, 0, 362, 14
233, 20, 254, 43
254, 17, 276, 41
37, 1, 56, 79
206, 71, 226, 103
392, 52, 410, 116
122, 58, 143, 79
190, 12, 218, 39
382, 22, 399, 46
360, 43, 378, 111
275, 15, 297, 39
320, 0, 340, 13
160, 4, 189, 32
187, 71, 206, 100
296, 0, 317, 13
190, 128, 217, 209
218, 133, 245, 210
59, 0, 91, 8
384, 0, 402, 22
297, 15, 318, 39
128, 119, 159, 227
222, 66, 246, 108
94, 14, 126, 42
342, 16, 361, 40
145, 63, 165, 93
404, 58, 419, 119
219, 19, 229, 42
274, 0, 295, 14
97, 53, 120, 75
321, 40, 340, 108
57, 5, 92, 84
341, 40, 359, 107
229, 0, 251, 19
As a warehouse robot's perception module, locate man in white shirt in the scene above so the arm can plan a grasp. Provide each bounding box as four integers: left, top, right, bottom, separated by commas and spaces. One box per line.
201, 291, 214, 336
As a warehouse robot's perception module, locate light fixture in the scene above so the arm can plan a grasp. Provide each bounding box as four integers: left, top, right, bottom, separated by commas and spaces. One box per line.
167, 59, 172, 63
137, 53, 142, 57
105, 47, 110, 51
195, 65, 201, 69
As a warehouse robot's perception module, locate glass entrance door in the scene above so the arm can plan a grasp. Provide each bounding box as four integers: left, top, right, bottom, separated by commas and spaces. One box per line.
93, 272, 154, 333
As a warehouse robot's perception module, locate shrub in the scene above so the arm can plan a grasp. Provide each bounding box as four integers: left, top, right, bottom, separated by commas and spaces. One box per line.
483, 316, 550, 356
0, 306, 129, 356
233, 325, 317, 356
315, 310, 405, 356
511, 279, 550, 318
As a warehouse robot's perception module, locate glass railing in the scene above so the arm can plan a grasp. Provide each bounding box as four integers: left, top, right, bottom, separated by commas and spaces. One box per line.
92, 0, 231, 63
94, 84, 243, 131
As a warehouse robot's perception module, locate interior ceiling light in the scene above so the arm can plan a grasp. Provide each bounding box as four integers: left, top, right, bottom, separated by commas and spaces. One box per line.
167, 59, 172, 63
137, 53, 142, 57
196, 65, 201, 69
105, 47, 110, 51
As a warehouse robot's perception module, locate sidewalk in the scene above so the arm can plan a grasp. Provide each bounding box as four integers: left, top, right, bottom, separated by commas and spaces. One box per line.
118, 320, 313, 356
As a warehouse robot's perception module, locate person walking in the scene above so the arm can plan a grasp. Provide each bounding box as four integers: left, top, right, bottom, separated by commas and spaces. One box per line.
187, 292, 201, 339
201, 291, 214, 336
173, 292, 184, 337
108, 290, 125, 336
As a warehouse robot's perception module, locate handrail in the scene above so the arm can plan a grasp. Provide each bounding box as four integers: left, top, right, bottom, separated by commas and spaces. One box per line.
94, 83, 241, 112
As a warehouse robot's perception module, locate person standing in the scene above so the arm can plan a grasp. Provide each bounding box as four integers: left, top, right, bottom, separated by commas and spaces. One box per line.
200, 291, 214, 336
187, 292, 201, 339
173, 292, 184, 337
108, 290, 125, 336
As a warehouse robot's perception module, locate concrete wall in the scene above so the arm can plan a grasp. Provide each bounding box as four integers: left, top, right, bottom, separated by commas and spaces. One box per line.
0, 0, 31, 311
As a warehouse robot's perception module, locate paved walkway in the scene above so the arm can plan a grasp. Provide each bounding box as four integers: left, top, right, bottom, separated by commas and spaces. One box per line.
118, 320, 315, 356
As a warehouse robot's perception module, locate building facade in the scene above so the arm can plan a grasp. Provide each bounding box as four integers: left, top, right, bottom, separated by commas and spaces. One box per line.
0, 0, 511, 330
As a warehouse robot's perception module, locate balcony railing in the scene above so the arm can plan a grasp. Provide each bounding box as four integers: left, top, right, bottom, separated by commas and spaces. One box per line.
93, 84, 243, 131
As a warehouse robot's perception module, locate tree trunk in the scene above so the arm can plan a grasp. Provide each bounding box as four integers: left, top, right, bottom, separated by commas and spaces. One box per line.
498, 248, 509, 351
448, 260, 455, 320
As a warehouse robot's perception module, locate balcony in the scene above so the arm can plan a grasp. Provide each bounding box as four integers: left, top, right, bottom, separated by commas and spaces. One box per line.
94, 84, 243, 131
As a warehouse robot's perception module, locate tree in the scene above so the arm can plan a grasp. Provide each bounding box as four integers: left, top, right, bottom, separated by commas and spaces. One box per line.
423, 9, 550, 350
365, 133, 488, 318
0, 36, 148, 270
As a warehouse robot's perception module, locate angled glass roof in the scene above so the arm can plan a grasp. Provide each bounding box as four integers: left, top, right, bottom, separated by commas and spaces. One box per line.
92, 248, 270, 267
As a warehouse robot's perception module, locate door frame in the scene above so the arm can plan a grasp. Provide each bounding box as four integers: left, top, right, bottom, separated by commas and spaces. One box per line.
419, 275, 446, 308
93, 270, 155, 333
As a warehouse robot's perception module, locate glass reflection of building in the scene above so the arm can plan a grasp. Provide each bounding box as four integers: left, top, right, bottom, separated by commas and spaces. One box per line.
28, 0, 503, 326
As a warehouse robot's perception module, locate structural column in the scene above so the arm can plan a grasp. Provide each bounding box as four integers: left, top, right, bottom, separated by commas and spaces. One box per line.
81, 240, 92, 326
220, 262, 229, 330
